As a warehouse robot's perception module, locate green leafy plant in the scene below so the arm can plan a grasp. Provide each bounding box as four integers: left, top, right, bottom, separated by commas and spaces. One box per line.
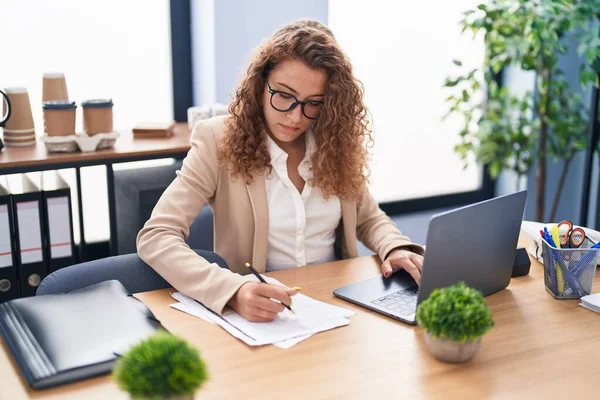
416, 282, 494, 343
445, 0, 600, 222
113, 331, 209, 399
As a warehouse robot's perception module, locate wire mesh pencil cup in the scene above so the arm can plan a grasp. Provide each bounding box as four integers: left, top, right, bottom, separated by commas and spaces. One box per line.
541, 237, 600, 299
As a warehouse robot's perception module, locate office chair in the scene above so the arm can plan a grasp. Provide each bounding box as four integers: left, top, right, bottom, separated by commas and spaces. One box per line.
186, 205, 215, 251
36, 249, 229, 296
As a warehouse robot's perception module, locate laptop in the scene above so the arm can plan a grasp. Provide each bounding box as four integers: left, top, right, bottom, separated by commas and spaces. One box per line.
333, 190, 527, 325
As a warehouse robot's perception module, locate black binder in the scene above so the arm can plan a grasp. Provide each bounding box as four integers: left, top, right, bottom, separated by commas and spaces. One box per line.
0, 178, 19, 303
7, 174, 48, 298
0, 280, 163, 389
41, 171, 75, 272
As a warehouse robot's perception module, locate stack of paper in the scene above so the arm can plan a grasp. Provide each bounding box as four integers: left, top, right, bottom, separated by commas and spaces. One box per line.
170, 276, 355, 348
580, 293, 600, 313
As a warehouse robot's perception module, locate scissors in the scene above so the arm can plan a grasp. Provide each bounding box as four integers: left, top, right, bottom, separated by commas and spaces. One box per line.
556, 220, 594, 296
558, 220, 586, 249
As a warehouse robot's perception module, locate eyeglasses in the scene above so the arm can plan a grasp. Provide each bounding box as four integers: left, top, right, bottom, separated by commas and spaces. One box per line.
266, 80, 324, 120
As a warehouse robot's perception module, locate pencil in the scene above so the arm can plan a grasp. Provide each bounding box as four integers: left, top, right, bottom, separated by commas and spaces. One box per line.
245, 262, 295, 314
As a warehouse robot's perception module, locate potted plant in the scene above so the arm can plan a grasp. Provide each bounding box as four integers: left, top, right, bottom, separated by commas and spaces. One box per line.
113, 331, 209, 400
416, 282, 494, 363
444, 0, 600, 222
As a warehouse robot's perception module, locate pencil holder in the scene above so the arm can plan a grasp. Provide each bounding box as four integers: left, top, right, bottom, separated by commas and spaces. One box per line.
541, 238, 600, 299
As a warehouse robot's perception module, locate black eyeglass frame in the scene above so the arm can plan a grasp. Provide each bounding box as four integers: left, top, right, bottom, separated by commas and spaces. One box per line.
265, 80, 324, 120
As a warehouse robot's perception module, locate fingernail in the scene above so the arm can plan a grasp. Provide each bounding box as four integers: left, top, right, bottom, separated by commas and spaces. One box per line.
292, 286, 303, 291
290, 300, 293, 307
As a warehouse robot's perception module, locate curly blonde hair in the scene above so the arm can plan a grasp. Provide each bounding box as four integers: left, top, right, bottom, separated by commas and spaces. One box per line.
219, 19, 373, 200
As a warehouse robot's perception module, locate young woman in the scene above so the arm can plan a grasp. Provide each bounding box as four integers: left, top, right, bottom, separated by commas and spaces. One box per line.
137, 20, 424, 322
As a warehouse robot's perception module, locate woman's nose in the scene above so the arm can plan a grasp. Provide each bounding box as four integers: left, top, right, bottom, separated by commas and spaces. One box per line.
287, 104, 303, 123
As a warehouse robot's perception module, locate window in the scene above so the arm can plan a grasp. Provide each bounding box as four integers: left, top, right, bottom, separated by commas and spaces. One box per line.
329, 1, 486, 203
1, 0, 173, 243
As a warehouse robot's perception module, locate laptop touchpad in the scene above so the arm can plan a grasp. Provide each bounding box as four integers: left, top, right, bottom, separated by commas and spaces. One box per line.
335, 269, 417, 300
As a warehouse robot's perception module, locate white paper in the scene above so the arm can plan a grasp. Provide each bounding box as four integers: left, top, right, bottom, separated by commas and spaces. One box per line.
170, 300, 313, 348
221, 310, 349, 346
47, 197, 72, 259
169, 277, 355, 348
16, 201, 43, 264
579, 303, 600, 313
580, 293, 600, 309
0, 205, 12, 268
170, 292, 217, 324
170, 302, 217, 324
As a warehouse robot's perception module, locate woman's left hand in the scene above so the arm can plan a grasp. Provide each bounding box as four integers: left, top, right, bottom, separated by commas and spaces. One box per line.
380, 248, 424, 284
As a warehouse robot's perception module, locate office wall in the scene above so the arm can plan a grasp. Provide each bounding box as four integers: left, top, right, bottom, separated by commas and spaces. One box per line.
499, 33, 598, 225
191, 0, 328, 105
191, 0, 217, 107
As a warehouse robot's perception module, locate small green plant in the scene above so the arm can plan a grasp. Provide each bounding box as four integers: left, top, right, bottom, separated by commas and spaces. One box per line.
113, 331, 209, 399
416, 282, 494, 343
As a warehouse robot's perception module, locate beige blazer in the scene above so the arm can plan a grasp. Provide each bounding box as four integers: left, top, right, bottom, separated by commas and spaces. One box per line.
137, 115, 422, 314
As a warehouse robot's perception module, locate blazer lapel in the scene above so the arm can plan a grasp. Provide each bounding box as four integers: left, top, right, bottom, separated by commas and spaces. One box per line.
245, 172, 269, 273
341, 199, 359, 258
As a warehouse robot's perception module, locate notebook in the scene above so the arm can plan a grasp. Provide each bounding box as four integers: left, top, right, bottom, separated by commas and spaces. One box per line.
132, 122, 175, 138
580, 293, 600, 313
0, 280, 162, 389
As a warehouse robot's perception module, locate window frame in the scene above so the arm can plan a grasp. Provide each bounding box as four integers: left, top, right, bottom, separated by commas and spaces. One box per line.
170, 0, 194, 122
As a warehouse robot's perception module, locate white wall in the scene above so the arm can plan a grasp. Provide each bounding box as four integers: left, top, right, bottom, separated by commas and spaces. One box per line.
495, 66, 535, 198
191, 0, 328, 105
0, 0, 173, 243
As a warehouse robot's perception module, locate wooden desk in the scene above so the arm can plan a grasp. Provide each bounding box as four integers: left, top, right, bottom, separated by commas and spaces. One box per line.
0, 123, 191, 256
0, 124, 191, 172
2, 254, 600, 400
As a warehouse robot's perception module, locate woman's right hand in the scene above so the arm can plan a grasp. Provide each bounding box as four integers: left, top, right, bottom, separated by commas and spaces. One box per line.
227, 282, 299, 322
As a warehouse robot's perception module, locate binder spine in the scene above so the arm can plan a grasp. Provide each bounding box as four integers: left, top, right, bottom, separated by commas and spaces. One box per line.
0, 197, 19, 303
42, 174, 76, 272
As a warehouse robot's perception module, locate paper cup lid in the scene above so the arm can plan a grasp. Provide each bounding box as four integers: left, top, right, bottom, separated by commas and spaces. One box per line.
81, 99, 113, 108
43, 73, 65, 79
4, 87, 28, 94
43, 100, 77, 110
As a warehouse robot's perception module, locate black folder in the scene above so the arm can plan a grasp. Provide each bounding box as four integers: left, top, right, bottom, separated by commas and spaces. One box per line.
0, 178, 19, 303
40, 171, 75, 272
7, 174, 48, 298
0, 280, 163, 389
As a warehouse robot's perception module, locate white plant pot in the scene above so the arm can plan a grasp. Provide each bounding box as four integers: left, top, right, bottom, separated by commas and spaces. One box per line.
424, 332, 481, 363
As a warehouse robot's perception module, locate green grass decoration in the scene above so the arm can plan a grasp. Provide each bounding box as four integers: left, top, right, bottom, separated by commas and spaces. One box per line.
113, 331, 209, 399
416, 282, 494, 343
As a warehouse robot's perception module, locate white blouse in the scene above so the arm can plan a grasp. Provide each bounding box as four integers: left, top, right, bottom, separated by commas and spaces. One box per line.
264, 131, 342, 271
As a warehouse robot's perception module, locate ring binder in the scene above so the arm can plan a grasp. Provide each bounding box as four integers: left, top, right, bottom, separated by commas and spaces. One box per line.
0, 178, 19, 303
6, 174, 48, 298
41, 171, 75, 272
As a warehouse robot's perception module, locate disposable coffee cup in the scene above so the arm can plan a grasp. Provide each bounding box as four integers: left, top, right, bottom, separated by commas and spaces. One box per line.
3, 134, 36, 147
3, 87, 35, 134
42, 73, 69, 102
43, 100, 77, 136
82, 99, 113, 135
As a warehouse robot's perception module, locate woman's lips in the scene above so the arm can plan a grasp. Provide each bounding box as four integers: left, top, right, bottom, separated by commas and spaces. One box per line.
280, 124, 300, 132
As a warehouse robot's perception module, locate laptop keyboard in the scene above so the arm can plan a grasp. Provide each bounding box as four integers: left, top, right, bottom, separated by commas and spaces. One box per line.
371, 286, 419, 318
